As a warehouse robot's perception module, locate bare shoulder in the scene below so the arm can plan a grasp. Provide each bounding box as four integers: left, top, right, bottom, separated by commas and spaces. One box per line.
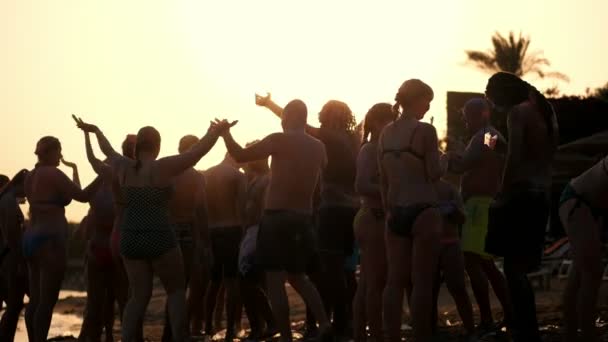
418, 122, 438, 135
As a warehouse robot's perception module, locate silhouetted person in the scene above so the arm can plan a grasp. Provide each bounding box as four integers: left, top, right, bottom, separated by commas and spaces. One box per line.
379, 79, 446, 342
217, 100, 332, 342
447, 98, 513, 332
484, 72, 558, 342
0, 170, 29, 342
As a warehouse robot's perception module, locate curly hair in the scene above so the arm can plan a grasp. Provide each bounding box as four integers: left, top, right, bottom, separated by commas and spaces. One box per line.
393, 79, 434, 115
362, 103, 397, 145
318, 100, 357, 134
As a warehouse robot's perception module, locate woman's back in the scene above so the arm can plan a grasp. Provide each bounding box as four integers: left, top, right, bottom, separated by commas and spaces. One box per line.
380, 117, 439, 206
116, 162, 176, 259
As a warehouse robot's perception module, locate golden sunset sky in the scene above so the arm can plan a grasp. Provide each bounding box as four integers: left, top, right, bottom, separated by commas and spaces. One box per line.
1, 0, 606, 221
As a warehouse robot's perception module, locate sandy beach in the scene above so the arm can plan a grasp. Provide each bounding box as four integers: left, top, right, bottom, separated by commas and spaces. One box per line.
7, 275, 608, 341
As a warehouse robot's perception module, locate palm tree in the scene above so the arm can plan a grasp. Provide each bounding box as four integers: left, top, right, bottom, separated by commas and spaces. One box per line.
465, 31, 568, 81
594, 83, 608, 102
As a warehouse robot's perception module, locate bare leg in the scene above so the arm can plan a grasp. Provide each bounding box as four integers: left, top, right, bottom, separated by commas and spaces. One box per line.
224, 278, 240, 340
410, 210, 441, 341
441, 243, 475, 335
33, 242, 67, 342
352, 264, 366, 342
25, 258, 40, 341
265, 271, 292, 342
479, 257, 513, 325
103, 281, 116, 342
121, 258, 153, 342
204, 280, 221, 335
464, 253, 493, 325
82, 257, 107, 342
561, 201, 602, 342
154, 247, 187, 342
382, 230, 411, 342
287, 273, 331, 331
0, 251, 27, 342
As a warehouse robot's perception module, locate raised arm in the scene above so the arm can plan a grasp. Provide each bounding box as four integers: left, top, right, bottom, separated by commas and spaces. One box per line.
156, 122, 230, 180
255, 93, 321, 137
73, 115, 122, 161
222, 131, 276, 164
61, 158, 81, 189
84, 132, 112, 178
501, 107, 525, 192
355, 144, 381, 198
57, 172, 103, 203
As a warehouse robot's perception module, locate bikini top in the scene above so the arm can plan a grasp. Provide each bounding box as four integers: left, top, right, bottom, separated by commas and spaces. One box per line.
381, 123, 424, 161
29, 169, 72, 208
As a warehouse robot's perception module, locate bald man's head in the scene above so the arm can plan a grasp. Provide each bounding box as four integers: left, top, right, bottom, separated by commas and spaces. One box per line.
179, 135, 199, 154
281, 99, 307, 131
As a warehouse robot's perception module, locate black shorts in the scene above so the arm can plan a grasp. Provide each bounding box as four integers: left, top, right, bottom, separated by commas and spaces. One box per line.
210, 226, 242, 281
486, 189, 549, 271
257, 210, 318, 274
317, 206, 357, 256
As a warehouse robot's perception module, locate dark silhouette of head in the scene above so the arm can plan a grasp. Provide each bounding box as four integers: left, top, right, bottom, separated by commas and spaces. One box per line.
486, 72, 556, 138
35, 136, 62, 167
0, 169, 29, 199
462, 98, 491, 133
485, 72, 530, 110
318, 100, 357, 134
134, 127, 161, 171
281, 99, 308, 131
0, 175, 9, 189
394, 79, 434, 120
122, 134, 137, 159
178, 135, 199, 154
362, 103, 397, 144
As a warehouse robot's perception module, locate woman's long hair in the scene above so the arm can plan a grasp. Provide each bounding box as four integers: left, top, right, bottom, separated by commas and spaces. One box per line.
486, 72, 557, 140
362, 103, 397, 145
318, 100, 357, 134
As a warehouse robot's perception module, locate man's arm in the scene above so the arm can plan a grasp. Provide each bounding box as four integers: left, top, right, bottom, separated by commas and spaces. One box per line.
223, 132, 276, 164
448, 134, 485, 174
502, 107, 525, 192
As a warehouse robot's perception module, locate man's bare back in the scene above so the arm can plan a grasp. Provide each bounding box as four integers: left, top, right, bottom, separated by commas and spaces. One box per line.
169, 168, 206, 225
263, 132, 326, 213
204, 159, 247, 228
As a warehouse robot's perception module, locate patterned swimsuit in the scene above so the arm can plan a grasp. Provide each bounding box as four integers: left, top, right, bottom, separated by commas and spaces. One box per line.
120, 186, 177, 259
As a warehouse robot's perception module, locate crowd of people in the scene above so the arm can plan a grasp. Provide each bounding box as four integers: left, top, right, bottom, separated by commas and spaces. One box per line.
0, 71, 604, 342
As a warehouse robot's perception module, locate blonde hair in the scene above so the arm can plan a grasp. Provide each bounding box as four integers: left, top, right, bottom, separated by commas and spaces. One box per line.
393, 79, 434, 115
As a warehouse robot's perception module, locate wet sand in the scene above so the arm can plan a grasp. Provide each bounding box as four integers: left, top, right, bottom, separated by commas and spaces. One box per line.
8, 278, 608, 341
